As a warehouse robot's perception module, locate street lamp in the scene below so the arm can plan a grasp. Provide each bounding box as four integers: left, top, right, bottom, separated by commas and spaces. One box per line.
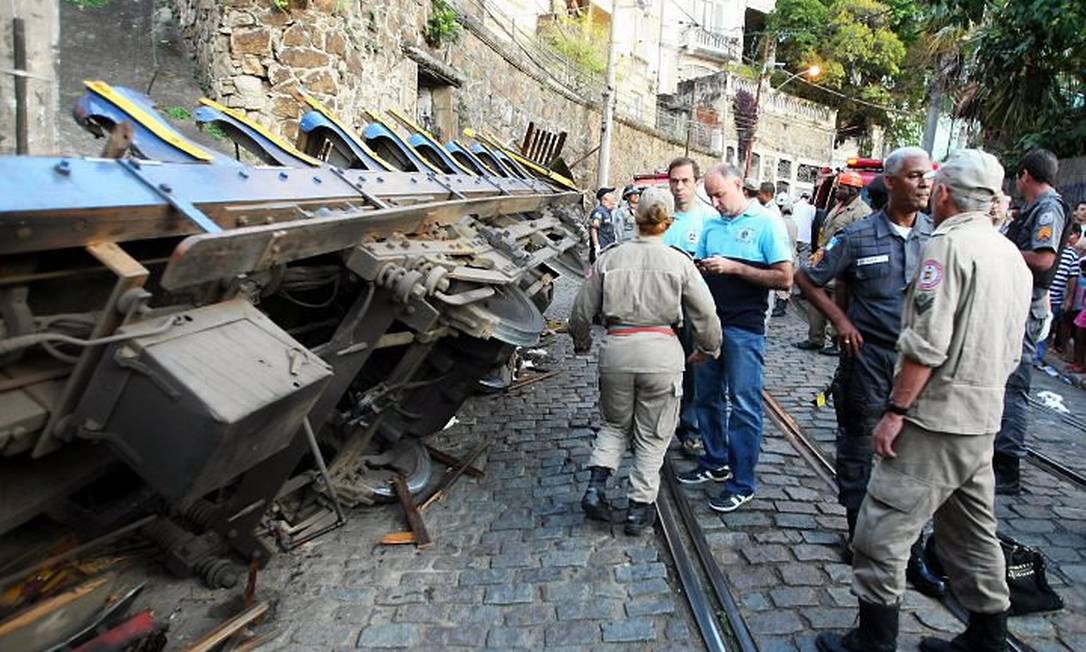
774, 64, 821, 91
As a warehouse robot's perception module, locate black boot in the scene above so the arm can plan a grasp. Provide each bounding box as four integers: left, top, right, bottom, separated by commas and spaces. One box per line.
907, 534, 947, 598
581, 466, 612, 522
815, 600, 898, 652
842, 508, 858, 564
994, 453, 1021, 495
919, 610, 1008, 652
624, 500, 656, 535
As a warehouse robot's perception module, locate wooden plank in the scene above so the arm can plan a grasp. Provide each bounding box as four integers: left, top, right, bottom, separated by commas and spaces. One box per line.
418, 442, 490, 512
425, 445, 484, 479
181, 602, 268, 652
379, 531, 416, 546
391, 475, 431, 548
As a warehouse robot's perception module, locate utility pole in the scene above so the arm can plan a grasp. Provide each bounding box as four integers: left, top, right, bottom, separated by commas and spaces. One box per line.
921, 58, 944, 155
596, 7, 618, 189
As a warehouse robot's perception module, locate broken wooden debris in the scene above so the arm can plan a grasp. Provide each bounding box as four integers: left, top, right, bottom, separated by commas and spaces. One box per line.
180, 602, 268, 652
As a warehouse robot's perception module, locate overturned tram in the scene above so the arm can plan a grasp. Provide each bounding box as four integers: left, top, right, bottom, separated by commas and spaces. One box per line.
0, 81, 585, 581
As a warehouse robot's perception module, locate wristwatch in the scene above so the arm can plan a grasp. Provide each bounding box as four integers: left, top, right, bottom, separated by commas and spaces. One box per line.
884, 401, 910, 416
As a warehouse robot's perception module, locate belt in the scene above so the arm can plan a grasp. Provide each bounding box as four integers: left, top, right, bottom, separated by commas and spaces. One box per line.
606, 325, 677, 337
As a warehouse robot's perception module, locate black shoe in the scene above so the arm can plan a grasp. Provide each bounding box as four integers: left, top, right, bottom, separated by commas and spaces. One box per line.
907, 534, 947, 598
818, 344, 841, 356
581, 466, 612, 522
794, 340, 823, 351
708, 491, 753, 513
815, 600, 898, 652
994, 452, 1021, 495
625, 500, 656, 535
676, 465, 731, 484
919, 610, 1008, 652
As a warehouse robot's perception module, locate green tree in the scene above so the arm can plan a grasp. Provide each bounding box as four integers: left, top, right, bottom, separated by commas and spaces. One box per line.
767, 0, 922, 144
956, 0, 1086, 158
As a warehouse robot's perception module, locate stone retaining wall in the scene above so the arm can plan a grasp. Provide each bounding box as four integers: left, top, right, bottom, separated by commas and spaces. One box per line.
170, 0, 719, 192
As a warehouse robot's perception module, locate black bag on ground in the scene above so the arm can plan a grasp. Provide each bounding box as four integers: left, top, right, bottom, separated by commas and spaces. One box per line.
923, 532, 1064, 616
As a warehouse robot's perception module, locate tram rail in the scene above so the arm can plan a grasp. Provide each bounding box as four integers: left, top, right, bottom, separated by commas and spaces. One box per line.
761, 388, 1038, 652
656, 457, 759, 652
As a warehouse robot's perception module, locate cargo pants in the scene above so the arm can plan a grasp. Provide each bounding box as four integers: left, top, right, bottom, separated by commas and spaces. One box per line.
995, 301, 1046, 459
835, 340, 896, 509
852, 423, 1010, 614
588, 370, 683, 503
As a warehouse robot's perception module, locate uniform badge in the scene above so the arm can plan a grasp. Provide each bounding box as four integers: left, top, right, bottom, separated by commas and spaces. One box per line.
914, 292, 934, 315
1036, 225, 1053, 241
917, 260, 943, 290
1038, 212, 1055, 226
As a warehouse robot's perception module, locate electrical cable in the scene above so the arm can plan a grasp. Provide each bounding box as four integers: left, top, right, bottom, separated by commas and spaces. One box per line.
0, 315, 181, 357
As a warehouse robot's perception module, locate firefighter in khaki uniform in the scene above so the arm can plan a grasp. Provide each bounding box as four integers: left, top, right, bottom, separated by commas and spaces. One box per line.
817, 150, 1032, 652
797, 170, 871, 354
569, 187, 722, 536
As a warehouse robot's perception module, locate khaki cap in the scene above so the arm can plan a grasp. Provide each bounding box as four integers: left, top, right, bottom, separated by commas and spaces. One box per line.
938, 149, 1005, 202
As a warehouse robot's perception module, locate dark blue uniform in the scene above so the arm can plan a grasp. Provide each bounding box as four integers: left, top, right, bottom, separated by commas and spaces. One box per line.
997, 189, 1070, 459
804, 210, 933, 508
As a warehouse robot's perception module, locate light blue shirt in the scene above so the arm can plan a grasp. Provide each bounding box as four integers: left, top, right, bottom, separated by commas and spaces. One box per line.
664, 200, 716, 254
696, 199, 792, 265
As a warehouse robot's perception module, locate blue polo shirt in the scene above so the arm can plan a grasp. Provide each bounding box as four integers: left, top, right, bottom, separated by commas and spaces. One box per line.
696, 200, 792, 333
663, 200, 716, 254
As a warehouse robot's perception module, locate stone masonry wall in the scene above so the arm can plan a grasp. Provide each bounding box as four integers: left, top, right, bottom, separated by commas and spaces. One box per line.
170, 0, 719, 192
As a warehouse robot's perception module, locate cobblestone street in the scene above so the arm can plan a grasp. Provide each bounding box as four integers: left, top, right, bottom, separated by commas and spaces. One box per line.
134, 281, 1086, 651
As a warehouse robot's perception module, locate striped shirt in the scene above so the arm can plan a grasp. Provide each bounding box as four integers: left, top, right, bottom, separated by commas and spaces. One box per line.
1050, 245, 1080, 303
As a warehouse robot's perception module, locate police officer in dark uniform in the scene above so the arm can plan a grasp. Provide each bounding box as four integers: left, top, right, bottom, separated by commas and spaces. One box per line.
994, 149, 1072, 494
794, 146, 944, 596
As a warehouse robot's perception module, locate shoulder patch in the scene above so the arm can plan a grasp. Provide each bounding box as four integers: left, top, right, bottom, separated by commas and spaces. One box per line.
917, 260, 943, 290
1035, 225, 1053, 241
1037, 212, 1055, 226
914, 292, 934, 315
825, 236, 840, 251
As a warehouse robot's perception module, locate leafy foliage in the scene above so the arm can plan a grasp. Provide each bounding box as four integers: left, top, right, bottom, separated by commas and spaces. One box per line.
424, 0, 461, 48
162, 106, 192, 121
538, 13, 608, 77
956, 0, 1086, 158
767, 0, 920, 140
64, 0, 111, 9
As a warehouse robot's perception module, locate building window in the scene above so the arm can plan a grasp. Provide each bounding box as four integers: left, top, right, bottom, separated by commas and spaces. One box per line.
776, 180, 790, 195
750, 153, 761, 178
777, 158, 792, 180
797, 163, 819, 184
726, 146, 735, 164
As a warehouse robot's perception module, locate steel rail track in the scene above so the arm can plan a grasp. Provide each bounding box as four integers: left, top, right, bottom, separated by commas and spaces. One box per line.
658, 458, 759, 652
760, 389, 1036, 652
1025, 447, 1086, 491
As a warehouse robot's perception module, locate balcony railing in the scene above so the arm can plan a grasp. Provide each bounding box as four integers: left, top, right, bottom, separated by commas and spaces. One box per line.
686, 27, 740, 62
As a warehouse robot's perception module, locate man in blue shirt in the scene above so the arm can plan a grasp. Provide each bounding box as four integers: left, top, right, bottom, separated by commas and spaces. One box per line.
677, 163, 793, 512
664, 158, 718, 456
